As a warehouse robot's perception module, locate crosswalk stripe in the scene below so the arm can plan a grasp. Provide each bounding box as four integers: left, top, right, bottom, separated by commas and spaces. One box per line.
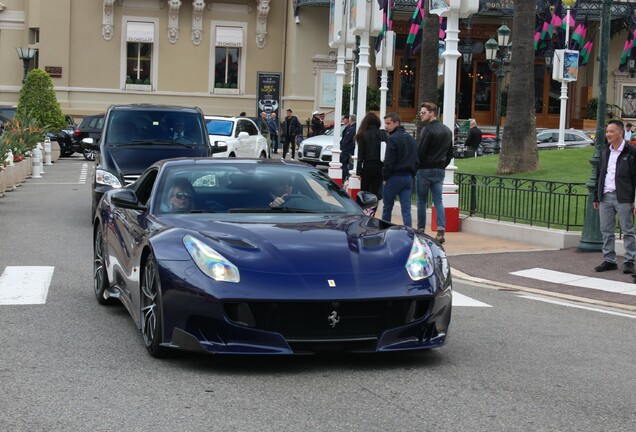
517, 294, 636, 319
510, 268, 636, 296
0, 266, 54, 305
453, 291, 492, 307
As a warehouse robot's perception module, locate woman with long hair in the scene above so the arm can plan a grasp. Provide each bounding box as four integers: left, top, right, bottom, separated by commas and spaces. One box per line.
355, 112, 387, 216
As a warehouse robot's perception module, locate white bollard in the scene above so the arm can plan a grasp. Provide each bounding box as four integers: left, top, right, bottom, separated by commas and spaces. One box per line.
44, 137, 52, 166
32, 145, 42, 178
37, 143, 45, 174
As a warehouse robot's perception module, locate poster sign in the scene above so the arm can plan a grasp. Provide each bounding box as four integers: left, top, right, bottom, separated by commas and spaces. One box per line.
256, 72, 281, 119
562, 50, 579, 82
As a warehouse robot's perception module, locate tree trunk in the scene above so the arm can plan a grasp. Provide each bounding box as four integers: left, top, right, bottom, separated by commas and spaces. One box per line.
417, 7, 440, 138
497, 0, 539, 174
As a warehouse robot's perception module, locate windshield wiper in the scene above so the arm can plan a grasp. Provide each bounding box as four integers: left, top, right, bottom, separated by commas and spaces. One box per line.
228, 207, 319, 213
116, 140, 195, 148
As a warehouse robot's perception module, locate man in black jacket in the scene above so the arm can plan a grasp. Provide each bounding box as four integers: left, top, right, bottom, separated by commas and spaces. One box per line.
282, 108, 302, 160
416, 102, 454, 243
593, 119, 636, 274
381, 112, 419, 226
340, 114, 356, 183
463, 119, 482, 155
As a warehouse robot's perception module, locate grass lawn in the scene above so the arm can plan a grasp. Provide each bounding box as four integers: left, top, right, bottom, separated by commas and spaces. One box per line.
454, 145, 597, 183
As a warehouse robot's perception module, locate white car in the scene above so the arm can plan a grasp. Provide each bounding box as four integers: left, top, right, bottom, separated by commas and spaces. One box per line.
298, 127, 335, 166
536, 129, 594, 150
205, 116, 268, 158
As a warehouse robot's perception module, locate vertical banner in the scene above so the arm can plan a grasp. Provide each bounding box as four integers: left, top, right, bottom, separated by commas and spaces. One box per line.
256, 72, 281, 118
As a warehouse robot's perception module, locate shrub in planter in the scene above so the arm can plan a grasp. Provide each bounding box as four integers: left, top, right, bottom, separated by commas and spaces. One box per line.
1, 115, 47, 161
16, 69, 66, 132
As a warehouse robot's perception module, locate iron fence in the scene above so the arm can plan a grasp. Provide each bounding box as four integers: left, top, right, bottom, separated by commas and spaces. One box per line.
454, 173, 589, 231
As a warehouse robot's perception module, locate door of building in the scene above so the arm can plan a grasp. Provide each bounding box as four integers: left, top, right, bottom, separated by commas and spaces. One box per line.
534, 65, 562, 128
379, 53, 419, 122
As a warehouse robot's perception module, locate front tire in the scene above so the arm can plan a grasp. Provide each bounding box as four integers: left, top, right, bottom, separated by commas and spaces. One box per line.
141, 253, 166, 357
93, 226, 116, 305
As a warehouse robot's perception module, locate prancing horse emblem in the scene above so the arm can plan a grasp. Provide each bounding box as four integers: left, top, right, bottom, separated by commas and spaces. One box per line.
327, 311, 340, 328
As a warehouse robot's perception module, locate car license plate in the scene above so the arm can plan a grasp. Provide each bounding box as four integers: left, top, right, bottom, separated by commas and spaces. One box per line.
306, 151, 316, 157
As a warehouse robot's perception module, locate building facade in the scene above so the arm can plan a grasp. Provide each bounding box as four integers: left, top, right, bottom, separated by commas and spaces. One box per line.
0, 0, 635, 128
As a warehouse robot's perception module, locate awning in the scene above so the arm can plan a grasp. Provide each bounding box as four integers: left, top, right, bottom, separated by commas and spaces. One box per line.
127, 21, 154, 43
216, 26, 243, 47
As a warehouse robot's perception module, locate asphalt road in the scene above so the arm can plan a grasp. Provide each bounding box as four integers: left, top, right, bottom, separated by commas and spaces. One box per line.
1, 156, 635, 431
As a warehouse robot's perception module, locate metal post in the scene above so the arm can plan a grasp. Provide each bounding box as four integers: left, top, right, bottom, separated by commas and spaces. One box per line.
494, 65, 504, 154
578, 0, 612, 252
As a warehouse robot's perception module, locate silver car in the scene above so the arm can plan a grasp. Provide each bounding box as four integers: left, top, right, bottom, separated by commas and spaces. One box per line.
298, 128, 335, 166
536, 129, 594, 150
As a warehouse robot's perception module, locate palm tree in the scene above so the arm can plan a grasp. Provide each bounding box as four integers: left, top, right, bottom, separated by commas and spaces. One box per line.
497, 0, 539, 174
417, 8, 440, 137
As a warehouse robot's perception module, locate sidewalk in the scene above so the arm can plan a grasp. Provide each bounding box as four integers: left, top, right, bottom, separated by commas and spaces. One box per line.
379, 200, 636, 312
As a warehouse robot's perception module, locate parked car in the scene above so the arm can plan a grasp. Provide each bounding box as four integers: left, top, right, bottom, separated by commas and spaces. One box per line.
536, 128, 594, 150
87, 104, 225, 217
46, 114, 77, 157
204, 115, 268, 158
0, 113, 11, 131
455, 132, 497, 157
74, 114, 105, 160
92, 158, 452, 357
0, 106, 16, 119
298, 127, 335, 166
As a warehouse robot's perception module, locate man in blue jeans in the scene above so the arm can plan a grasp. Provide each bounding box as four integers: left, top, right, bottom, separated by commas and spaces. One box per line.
381, 112, 419, 226
416, 102, 454, 243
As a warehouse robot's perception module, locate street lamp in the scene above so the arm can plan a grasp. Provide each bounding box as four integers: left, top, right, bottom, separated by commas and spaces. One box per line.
16, 47, 37, 84
485, 23, 511, 154
460, 40, 473, 72
629, 58, 636, 78
544, 45, 554, 71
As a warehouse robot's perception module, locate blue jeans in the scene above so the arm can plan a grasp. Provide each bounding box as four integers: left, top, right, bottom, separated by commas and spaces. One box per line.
381, 174, 413, 226
599, 191, 636, 263
416, 168, 446, 231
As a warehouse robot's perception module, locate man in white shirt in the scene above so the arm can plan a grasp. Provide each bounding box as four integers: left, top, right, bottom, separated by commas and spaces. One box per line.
593, 119, 636, 274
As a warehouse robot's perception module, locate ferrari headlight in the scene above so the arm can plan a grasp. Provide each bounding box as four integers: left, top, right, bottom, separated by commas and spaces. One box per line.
183, 235, 240, 283
405, 236, 435, 281
95, 169, 122, 188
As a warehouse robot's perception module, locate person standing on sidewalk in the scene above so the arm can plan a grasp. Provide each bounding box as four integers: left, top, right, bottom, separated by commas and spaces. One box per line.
356, 112, 386, 216
463, 119, 482, 156
340, 114, 356, 183
593, 119, 636, 274
381, 112, 419, 226
416, 102, 454, 244
282, 109, 302, 160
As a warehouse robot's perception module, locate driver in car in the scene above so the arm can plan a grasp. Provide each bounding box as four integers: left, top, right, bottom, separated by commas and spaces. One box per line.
269, 178, 293, 208
171, 117, 187, 140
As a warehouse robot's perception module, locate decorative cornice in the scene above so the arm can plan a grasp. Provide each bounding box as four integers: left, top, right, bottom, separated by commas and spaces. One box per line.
167, 0, 181, 43
256, 0, 270, 49
0, 3, 7, 12
192, 0, 205, 45
103, 0, 115, 41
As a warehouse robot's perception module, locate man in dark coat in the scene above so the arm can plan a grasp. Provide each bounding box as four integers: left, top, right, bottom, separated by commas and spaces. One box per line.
340, 114, 356, 183
381, 112, 419, 226
416, 102, 454, 244
282, 108, 302, 160
593, 119, 636, 274
463, 119, 482, 154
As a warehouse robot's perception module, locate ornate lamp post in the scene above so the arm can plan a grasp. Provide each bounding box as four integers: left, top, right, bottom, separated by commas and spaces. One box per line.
578, 0, 613, 252
16, 47, 37, 84
460, 40, 473, 72
544, 45, 554, 71
485, 23, 511, 155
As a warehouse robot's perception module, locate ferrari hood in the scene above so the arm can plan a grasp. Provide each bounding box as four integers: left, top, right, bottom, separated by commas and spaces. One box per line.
181, 216, 414, 275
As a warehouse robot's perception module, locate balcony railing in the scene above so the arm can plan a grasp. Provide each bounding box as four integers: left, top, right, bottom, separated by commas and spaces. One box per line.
454, 173, 589, 231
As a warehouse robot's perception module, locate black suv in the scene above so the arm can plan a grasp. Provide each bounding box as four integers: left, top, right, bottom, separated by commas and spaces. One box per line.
88, 104, 225, 217
74, 113, 105, 160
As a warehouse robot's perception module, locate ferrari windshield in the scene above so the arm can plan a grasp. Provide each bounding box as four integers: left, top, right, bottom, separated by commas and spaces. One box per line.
154, 162, 362, 215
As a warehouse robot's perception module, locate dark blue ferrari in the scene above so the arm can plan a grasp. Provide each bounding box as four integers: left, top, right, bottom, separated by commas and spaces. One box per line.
93, 158, 452, 357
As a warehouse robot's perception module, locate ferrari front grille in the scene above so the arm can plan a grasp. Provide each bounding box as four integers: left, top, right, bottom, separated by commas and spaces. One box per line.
223, 298, 431, 340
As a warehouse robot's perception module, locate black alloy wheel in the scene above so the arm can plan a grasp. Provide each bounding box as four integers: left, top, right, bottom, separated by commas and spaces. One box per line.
93, 226, 116, 305
141, 253, 166, 357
